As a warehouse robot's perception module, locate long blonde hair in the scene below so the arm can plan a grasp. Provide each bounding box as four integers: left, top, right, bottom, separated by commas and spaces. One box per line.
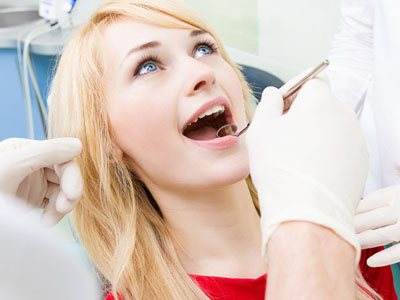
48, 0, 381, 299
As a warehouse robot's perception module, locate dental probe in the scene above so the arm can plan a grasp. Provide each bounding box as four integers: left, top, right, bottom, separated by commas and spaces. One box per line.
216, 59, 330, 138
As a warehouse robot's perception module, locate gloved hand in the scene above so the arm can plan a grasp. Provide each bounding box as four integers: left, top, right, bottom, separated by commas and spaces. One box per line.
355, 184, 400, 267
0, 138, 83, 227
246, 74, 369, 262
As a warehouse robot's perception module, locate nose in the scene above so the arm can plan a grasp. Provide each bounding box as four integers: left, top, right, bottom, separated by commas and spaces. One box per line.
184, 59, 216, 96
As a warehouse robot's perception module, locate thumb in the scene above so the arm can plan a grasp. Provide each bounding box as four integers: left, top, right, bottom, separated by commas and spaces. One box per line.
254, 86, 284, 122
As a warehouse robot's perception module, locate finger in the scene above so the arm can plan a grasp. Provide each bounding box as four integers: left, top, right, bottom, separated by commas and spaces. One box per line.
280, 70, 330, 113
55, 189, 79, 214
283, 90, 300, 112
41, 182, 65, 227
291, 76, 331, 111
45, 181, 77, 215
55, 161, 83, 201
356, 187, 394, 214
278, 68, 312, 97
355, 206, 397, 233
255, 86, 284, 121
45, 181, 59, 203
367, 243, 400, 267
44, 168, 59, 184
358, 225, 400, 249
0, 138, 34, 151
10, 138, 82, 175
15, 169, 47, 208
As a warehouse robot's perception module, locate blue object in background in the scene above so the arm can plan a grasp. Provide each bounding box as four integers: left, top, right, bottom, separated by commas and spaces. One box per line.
0, 48, 57, 141
240, 64, 284, 101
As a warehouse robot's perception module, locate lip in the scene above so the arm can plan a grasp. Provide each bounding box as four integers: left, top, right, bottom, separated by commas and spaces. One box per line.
185, 135, 239, 150
182, 96, 235, 132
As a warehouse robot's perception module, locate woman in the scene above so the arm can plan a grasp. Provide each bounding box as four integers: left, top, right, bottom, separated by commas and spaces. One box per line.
44, 0, 394, 299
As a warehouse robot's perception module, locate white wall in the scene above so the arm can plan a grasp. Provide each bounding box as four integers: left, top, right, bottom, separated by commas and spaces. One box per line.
186, 0, 259, 54
0, 0, 37, 7
258, 0, 341, 81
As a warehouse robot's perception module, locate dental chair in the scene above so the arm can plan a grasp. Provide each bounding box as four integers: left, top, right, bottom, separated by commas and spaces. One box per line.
239, 64, 284, 101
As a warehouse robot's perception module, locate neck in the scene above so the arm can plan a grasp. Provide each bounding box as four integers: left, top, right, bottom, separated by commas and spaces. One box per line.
152, 180, 266, 278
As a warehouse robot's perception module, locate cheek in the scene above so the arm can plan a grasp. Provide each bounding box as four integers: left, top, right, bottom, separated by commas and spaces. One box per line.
107, 88, 176, 161
219, 64, 248, 123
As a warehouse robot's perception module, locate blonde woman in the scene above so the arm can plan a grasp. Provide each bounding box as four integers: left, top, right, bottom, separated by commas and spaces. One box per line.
0, 0, 396, 299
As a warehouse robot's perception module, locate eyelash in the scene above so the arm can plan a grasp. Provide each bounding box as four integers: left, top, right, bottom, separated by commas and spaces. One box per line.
133, 39, 219, 77
133, 54, 163, 76
194, 39, 219, 56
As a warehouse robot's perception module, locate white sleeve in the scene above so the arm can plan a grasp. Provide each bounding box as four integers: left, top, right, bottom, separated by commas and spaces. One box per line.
372, 1, 400, 187
326, 0, 374, 112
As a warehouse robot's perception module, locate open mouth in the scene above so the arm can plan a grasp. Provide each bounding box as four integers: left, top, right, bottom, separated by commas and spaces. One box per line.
183, 105, 232, 141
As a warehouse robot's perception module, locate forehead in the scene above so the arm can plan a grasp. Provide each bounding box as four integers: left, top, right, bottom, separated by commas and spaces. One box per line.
102, 18, 197, 50
100, 18, 201, 63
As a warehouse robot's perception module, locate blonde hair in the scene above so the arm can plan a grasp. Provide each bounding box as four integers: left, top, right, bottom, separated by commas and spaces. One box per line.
48, 0, 381, 299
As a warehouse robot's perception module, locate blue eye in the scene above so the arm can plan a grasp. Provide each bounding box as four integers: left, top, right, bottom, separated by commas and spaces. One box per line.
194, 45, 212, 59
138, 62, 159, 75
134, 55, 162, 77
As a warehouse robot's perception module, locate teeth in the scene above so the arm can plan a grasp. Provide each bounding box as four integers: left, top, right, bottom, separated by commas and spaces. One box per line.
185, 105, 226, 130
198, 105, 225, 120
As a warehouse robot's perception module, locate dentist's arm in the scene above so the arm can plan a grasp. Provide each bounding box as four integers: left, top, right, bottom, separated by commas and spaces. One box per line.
267, 222, 355, 300
247, 76, 369, 299
0, 138, 83, 226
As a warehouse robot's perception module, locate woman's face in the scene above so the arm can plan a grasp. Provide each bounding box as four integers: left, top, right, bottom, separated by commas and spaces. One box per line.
101, 18, 249, 193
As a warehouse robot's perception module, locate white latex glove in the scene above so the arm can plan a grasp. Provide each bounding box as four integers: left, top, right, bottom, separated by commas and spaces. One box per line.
0, 138, 83, 227
355, 184, 400, 267
246, 74, 369, 262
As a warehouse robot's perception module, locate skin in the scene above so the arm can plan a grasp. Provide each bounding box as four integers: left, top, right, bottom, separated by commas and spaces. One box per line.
267, 222, 356, 300
101, 19, 266, 278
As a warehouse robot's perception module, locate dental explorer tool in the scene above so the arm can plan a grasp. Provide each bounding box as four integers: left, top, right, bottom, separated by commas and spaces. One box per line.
216, 59, 330, 138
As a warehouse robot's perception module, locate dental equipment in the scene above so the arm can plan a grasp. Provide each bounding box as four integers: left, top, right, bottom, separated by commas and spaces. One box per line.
39, 0, 76, 25
39, 0, 104, 28
216, 59, 330, 138
19, 0, 104, 138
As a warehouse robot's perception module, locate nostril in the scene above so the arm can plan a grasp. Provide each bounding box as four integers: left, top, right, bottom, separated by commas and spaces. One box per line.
194, 80, 207, 91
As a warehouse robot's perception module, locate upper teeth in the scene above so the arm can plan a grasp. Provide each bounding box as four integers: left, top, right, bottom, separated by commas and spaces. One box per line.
187, 105, 225, 128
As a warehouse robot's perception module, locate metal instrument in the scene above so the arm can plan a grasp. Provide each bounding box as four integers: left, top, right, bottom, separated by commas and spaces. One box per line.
216, 59, 330, 138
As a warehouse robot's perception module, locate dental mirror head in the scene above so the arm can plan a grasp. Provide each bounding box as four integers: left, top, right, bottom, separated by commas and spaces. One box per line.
216, 124, 238, 137
216, 122, 251, 138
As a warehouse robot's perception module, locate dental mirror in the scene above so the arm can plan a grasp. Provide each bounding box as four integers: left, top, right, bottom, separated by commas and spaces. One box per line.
216, 59, 330, 138
216, 122, 250, 138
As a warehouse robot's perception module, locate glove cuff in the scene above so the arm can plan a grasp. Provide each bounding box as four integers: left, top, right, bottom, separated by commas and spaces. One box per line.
256, 168, 360, 265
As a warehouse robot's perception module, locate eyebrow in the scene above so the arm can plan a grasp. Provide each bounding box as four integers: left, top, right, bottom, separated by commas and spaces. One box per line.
120, 29, 210, 66
121, 41, 161, 64
190, 29, 208, 37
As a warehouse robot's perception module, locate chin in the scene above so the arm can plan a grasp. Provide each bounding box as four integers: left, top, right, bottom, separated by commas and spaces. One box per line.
193, 155, 250, 190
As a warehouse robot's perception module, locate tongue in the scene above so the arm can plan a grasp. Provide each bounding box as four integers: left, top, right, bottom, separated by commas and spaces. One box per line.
185, 125, 217, 140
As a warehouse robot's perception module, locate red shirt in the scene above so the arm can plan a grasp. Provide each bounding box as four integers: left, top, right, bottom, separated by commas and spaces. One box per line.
105, 247, 398, 300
